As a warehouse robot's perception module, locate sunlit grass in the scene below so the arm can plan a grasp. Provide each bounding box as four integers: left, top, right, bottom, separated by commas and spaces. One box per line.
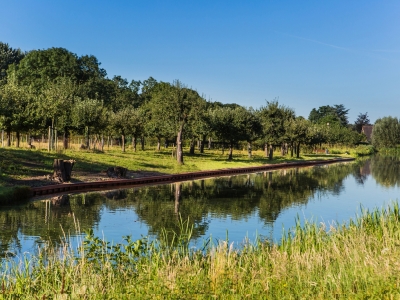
0, 145, 343, 183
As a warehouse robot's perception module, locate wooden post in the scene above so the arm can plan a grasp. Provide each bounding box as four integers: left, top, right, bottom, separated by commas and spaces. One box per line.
48, 126, 51, 151
55, 129, 57, 151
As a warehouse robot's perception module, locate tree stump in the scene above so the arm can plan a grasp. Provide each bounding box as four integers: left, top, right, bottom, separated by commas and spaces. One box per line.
53, 159, 75, 183
106, 166, 127, 178
50, 194, 70, 206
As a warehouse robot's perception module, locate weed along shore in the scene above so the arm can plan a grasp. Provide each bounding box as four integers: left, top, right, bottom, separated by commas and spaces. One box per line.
30, 157, 355, 197
1, 201, 400, 298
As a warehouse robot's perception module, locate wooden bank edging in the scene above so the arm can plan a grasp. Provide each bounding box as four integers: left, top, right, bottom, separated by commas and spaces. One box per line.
31, 157, 355, 197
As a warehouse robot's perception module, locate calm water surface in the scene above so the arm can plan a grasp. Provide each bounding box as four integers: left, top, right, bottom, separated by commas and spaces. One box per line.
1, 154, 400, 256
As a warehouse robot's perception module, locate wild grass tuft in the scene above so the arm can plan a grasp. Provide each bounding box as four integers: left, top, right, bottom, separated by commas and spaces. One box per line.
2, 202, 400, 298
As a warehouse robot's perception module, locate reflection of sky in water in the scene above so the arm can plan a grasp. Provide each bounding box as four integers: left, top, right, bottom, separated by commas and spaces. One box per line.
270, 175, 400, 243
2, 157, 400, 257
92, 162, 400, 246
94, 208, 149, 243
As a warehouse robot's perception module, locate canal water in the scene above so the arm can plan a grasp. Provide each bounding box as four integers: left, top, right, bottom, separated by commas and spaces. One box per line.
1, 154, 399, 257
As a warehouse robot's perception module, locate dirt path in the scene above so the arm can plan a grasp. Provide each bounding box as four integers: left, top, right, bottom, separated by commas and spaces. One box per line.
7, 170, 168, 188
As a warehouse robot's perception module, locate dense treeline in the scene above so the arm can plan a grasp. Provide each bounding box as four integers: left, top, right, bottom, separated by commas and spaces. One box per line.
0, 42, 380, 164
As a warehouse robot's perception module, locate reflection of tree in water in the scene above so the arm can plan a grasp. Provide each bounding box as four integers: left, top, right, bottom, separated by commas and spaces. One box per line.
370, 154, 400, 188
0, 160, 362, 255
129, 163, 356, 240
0, 193, 104, 257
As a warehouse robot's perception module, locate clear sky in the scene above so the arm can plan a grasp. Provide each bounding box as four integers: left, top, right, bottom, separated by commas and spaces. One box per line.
1, 1, 399, 123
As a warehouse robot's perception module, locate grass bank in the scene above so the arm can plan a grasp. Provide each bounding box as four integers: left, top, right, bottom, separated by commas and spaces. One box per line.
0, 146, 353, 182
1, 202, 400, 298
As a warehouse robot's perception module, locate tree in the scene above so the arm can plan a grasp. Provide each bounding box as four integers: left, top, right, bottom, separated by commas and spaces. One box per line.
0, 42, 25, 82
354, 112, 371, 133
0, 81, 36, 147
372, 116, 400, 148
210, 106, 247, 160
71, 98, 108, 149
284, 117, 309, 158
308, 104, 349, 127
149, 80, 204, 164
39, 78, 78, 149
11, 47, 80, 91
258, 100, 295, 160
241, 108, 262, 158
108, 75, 141, 112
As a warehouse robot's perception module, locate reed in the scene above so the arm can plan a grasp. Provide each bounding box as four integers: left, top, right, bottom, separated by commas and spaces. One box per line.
1, 202, 400, 298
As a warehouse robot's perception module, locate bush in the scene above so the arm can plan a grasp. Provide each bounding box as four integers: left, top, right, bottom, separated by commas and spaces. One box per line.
353, 145, 376, 157
0, 186, 32, 206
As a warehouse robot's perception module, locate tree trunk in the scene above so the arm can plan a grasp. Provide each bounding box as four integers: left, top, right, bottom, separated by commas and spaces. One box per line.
132, 137, 137, 152
101, 134, 104, 151
85, 126, 90, 149
176, 125, 184, 164
157, 137, 161, 151
296, 142, 301, 158
248, 142, 252, 158
121, 134, 125, 152
290, 142, 294, 157
141, 136, 145, 151
228, 142, 233, 160
265, 143, 268, 157
63, 129, 69, 150
208, 137, 212, 150
269, 144, 274, 160
200, 135, 206, 153
16, 131, 20, 148
189, 138, 195, 155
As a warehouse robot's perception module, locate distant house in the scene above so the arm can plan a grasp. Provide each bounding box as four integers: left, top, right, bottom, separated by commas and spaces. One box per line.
361, 125, 374, 143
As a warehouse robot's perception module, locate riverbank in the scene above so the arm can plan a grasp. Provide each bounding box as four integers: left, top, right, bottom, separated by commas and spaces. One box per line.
31, 157, 354, 197
0, 146, 364, 203
1, 201, 399, 298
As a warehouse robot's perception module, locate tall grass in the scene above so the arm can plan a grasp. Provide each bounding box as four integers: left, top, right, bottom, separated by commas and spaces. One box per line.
1, 202, 400, 298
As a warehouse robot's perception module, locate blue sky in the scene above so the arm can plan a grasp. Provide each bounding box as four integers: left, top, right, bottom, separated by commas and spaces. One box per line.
1, 1, 399, 123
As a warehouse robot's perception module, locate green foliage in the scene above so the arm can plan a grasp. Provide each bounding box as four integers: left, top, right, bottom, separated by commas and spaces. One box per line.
209, 106, 249, 159
81, 228, 152, 271
308, 104, 349, 127
0, 42, 25, 82
372, 116, 400, 148
0, 42, 374, 159
353, 145, 376, 156
0, 186, 31, 205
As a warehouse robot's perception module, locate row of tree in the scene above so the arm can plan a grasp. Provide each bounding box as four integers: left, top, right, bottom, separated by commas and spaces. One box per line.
0, 42, 384, 164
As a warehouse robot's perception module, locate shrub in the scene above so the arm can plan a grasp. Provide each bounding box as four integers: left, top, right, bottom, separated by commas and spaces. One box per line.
0, 186, 32, 206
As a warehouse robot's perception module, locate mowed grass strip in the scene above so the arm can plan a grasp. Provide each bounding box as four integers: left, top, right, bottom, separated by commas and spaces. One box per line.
0, 146, 344, 185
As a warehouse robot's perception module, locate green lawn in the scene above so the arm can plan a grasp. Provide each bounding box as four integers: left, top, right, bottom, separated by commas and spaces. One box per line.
0, 146, 348, 186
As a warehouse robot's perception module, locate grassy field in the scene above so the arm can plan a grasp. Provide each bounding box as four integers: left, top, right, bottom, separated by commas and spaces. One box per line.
0, 144, 371, 205
1, 202, 399, 298
0, 144, 365, 183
